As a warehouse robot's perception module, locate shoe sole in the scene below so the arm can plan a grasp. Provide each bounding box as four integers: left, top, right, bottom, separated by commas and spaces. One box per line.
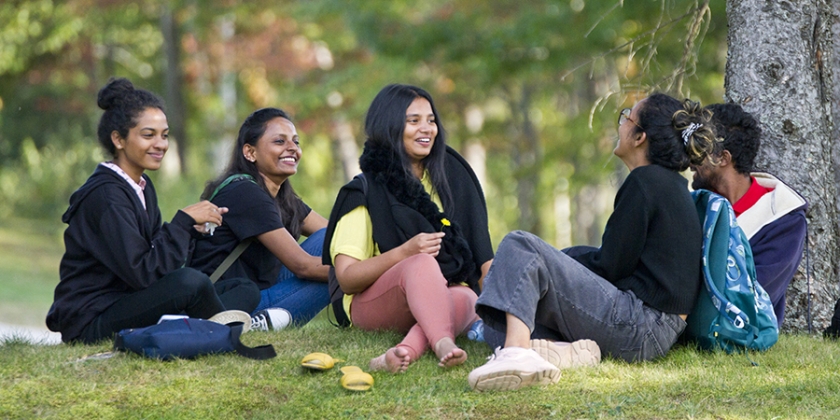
209, 310, 252, 333
530, 339, 601, 369
469, 366, 560, 392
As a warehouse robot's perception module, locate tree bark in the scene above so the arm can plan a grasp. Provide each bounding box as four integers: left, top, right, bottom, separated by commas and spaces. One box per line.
161, 5, 188, 174
331, 115, 361, 182
509, 83, 542, 235
832, 0, 840, 292
725, 0, 840, 332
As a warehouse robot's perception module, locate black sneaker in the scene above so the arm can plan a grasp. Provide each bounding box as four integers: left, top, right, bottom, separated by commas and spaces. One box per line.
250, 308, 292, 331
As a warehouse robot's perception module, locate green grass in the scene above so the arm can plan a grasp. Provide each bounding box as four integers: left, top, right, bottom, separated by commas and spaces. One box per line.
3, 326, 840, 419
0, 218, 63, 327
3, 220, 840, 419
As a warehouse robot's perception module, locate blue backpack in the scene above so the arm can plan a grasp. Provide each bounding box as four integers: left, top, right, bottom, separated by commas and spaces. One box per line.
684, 190, 779, 352
114, 318, 276, 361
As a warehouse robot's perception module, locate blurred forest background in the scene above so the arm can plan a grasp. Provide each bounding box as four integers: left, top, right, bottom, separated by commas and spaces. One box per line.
0, 0, 725, 248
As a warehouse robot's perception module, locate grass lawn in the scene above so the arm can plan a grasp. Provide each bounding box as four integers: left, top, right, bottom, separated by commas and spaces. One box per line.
3, 219, 840, 419
0, 218, 63, 327
3, 325, 840, 419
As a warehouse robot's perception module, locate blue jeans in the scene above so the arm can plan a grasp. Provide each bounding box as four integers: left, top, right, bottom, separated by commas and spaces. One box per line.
253, 228, 329, 326
476, 230, 686, 362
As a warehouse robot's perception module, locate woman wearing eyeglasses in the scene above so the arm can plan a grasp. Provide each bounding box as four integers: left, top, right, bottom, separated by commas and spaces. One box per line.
468, 93, 719, 392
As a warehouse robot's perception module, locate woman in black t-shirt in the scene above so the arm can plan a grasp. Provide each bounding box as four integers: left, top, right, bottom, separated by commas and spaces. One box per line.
191, 108, 330, 329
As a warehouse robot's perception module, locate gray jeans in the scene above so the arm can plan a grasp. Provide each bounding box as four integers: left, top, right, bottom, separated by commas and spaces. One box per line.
476, 230, 686, 362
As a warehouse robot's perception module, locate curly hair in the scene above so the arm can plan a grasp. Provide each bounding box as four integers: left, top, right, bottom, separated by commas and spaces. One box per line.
634, 93, 719, 171
705, 103, 761, 175
96, 77, 165, 158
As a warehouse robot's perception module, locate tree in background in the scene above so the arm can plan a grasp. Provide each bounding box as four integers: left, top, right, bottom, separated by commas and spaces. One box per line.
298, 0, 726, 243
1, 0, 733, 276
725, 0, 840, 331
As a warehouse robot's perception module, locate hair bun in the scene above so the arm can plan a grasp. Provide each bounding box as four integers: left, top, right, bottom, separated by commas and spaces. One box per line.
97, 78, 135, 111
672, 99, 717, 166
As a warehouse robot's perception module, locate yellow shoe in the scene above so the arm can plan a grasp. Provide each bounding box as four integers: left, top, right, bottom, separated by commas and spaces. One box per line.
301, 352, 340, 371
340, 366, 374, 392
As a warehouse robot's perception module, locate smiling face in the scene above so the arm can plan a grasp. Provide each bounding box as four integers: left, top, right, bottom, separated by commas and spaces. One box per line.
613, 99, 651, 170
614, 100, 644, 160
402, 97, 438, 174
245, 117, 300, 184
111, 107, 169, 182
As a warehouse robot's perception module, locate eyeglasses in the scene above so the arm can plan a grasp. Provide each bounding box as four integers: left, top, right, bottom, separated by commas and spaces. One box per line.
618, 108, 642, 130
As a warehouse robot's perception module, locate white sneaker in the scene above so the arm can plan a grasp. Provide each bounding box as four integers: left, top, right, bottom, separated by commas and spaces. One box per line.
208, 310, 252, 333
250, 308, 292, 331
468, 346, 560, 392
530, 339, 601, 369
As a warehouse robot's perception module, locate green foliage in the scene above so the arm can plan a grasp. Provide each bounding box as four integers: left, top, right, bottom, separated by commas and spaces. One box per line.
0, 0, 84, 75
0, 0, 731, 245
0, 133, 102, 221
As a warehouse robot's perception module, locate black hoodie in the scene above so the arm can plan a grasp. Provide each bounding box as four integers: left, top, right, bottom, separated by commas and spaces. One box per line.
46, 165, 196, 342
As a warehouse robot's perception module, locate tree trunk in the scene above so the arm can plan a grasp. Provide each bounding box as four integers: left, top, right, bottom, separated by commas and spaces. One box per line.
331, 115, 361, 182
725, 0, 840, 332
161, 5, 188, 174
832, 0, 840, 294
510, 83, 541, 235
214, 14, 238, 175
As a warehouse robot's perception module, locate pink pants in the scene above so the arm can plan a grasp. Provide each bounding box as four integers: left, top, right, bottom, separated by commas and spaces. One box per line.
349, 254, 479, 361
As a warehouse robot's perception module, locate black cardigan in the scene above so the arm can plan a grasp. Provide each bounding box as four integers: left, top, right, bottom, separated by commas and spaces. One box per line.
323, 146, 494, 304
46, 165, 196, 342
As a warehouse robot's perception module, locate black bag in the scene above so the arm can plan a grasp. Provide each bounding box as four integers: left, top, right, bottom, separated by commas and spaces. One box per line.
114, 318, 276, 360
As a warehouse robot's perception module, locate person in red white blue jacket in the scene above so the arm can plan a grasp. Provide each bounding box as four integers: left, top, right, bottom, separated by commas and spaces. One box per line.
691, 103, 807, 328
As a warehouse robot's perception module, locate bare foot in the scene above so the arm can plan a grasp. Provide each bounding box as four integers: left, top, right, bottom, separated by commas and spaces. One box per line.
434, 337, 468, 368
369, 347, 411, 373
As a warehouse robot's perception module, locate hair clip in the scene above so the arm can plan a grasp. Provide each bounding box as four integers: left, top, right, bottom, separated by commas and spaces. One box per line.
682, 123, 702, 145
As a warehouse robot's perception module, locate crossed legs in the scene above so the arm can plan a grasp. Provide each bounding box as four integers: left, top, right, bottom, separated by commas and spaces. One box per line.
350, 254, 478, 373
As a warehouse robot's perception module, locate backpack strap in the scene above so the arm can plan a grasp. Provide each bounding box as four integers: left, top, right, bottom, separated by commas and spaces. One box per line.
229, 324, 277, 360
207, 174, 258, 283
209, 174, 256, 201
210, 238, 254, 283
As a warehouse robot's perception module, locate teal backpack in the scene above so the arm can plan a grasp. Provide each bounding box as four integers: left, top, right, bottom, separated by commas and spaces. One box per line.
684, 190, 779, 352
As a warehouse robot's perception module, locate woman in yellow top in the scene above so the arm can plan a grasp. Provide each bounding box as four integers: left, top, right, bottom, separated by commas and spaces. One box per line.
322, 84, 494, 373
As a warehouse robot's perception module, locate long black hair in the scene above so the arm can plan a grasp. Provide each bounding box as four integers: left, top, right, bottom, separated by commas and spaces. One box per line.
363, 84, 454, 211
634, 93, 718, 171
96, 77, 165, 157
201, 107, 305, 239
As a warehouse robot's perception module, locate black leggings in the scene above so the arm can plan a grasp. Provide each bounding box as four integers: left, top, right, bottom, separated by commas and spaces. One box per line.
78, 268, 259, 344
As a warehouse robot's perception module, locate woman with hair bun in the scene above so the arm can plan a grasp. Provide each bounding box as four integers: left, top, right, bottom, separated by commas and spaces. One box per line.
468, 93, 718, 392
46, 77, 259, 344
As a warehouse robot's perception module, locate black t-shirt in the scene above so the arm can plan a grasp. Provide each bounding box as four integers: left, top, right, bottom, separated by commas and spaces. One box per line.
189, 179, 311, 290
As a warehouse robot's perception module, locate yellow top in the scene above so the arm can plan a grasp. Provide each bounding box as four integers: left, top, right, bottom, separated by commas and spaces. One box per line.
330, 171, 441, 321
